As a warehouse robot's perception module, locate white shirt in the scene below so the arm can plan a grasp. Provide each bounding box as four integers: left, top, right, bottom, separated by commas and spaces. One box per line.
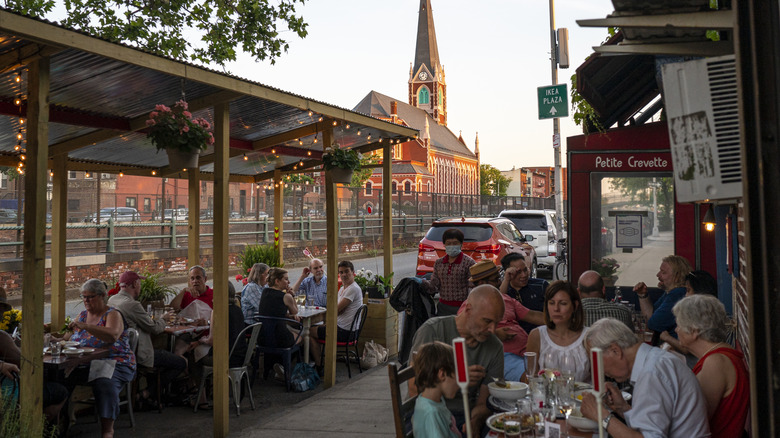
337, 282, 363, 331
538, 325, 591, 383
624, 343, 711, 438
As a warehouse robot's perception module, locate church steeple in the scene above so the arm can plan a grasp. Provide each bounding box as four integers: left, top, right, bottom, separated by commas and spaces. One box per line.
409, 0, 447, 126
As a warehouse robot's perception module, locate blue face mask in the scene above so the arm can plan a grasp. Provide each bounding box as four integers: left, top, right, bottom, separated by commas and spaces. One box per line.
445, 245, 462, 258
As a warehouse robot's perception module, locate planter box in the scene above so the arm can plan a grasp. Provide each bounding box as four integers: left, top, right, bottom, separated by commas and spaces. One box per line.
361, 314, 398, 339
366, 298, 396, 319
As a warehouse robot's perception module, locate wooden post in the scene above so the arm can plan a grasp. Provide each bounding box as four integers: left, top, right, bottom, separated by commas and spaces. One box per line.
51, 154, 67, 330
212, 103, 230, 437
323, 128, 339, 388
20, 57, 49, 438
274, 169, 283, 263
188, 169, 200, 266
383, 143, 393, 277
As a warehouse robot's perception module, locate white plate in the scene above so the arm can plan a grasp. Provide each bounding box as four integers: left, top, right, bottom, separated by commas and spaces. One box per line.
486, 412, 525, 435
62, 341, 80, 348
63, 348, 84, 356
81, 347, 96, 353
568, 412, 598, 432
43, 347, 51, 354
488, 396, 517, 413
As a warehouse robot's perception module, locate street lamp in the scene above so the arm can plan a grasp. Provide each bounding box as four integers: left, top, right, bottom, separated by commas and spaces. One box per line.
702, 204, 716, 232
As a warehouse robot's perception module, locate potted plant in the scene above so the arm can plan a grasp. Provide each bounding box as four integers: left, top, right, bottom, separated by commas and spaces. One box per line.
592, 257, 620, 287
322, 143, 361, 184
139, 271, 177, 309
146, 100, 215, 169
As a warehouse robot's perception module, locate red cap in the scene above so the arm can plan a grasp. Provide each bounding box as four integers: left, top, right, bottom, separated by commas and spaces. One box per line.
119, 271, 146, 286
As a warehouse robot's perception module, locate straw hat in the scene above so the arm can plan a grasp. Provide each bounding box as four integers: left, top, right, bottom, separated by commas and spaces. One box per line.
469, 260, 501, 282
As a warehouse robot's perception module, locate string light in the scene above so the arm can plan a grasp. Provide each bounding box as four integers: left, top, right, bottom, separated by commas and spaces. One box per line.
119, 170, 124, 177
14, 96, 21, 106
14, 73, 21, 83
19, 154, 25, 161
16, 130, 22, 141
243, 154, 248, 161
49, 171, 53, 177
357, 130, 362, 136
151, 170, 157, 176
271, 148, 276, 154
85, 172, 90, 178
345, 124, 350, 129
332, 120, 337, 126
299, 160, 304, 166
367, 134, 372, 140
13, 144, 20, 151
318, 116, 323, 122
307, 150, 312, 156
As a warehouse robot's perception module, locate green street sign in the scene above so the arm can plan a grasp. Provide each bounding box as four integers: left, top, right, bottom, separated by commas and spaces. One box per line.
537, 84, 568, 119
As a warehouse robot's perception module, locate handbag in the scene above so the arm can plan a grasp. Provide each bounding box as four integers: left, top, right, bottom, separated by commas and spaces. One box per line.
360, 340, 388, 369
290, 362, 321, 392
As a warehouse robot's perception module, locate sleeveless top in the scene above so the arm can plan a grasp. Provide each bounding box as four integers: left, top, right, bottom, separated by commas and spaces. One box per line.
258, 287, 295, 348
693, 347, 749, 438
71, 308, 136, 371
537, 326, 590, 382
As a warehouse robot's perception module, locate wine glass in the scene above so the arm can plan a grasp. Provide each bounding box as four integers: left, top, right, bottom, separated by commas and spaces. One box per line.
524, 352, 538, 378
557, 380, 574, 438
295, 292, 306, 309
560, 354, 575, 381
542, 351, 556, 373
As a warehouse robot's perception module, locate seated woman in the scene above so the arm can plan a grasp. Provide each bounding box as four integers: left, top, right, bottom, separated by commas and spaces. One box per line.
256, 268, 300, 380
192, 282, 247, 368
526, 281, 590, 382
62, 279, 135, 438
241, 263, 269, 324
673, 295, 749, 438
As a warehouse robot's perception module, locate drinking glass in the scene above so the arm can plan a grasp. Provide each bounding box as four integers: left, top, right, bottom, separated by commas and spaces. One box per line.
556, 380, 574, 438
560, 354, 575, 381
542, 351, 556, 372
295, 292, 306, 310
503, 414, 522, 437
515, 399, 534, 438
50, 341, 62, 360
524, 352, 538, 378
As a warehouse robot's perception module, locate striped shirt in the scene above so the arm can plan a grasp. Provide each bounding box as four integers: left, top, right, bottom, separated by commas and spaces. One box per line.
428, 253, 476, 304
581, 297, 634, 329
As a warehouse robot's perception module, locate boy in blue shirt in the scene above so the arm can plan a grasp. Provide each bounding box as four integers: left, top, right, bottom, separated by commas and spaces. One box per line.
412, 342, 462, 437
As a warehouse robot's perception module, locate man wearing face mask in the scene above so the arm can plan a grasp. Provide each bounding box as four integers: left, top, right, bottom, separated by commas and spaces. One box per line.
423, 228, 476, 316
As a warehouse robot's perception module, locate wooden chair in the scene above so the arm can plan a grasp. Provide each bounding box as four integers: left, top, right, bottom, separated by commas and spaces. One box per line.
388, 362, 416, 438
318, 304, 368, 378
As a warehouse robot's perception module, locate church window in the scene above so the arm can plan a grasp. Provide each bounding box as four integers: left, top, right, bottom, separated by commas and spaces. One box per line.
404, 181, 412, 194
438, 85, 444, 108
418, 87, 430, 105
365, 181, 372, 196
392, 181, 397, 194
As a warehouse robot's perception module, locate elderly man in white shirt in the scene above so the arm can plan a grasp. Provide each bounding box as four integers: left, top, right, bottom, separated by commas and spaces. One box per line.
580, 318, 711, 438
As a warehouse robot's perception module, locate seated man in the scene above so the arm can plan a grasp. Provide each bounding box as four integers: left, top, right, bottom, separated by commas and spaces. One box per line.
108, 271, 187, 408
170, 265, 214, 310
410, 284, 505, 436
292, 258, 328, 307
309, 260, 363, 375
500, 252, 548, 335
577, 270, 633, 329
580, 318, 710, 437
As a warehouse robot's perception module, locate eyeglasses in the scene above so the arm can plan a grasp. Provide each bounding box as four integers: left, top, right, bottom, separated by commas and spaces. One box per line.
81, 294, 99, 301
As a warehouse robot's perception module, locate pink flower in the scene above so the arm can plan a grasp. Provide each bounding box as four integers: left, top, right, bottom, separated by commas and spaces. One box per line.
175, 100, 188, 110
149, 111, 158, 119
146, 119, 156, 127
182, 111, 192, 118
207, 133, 215, 145
182, 125, 190, 133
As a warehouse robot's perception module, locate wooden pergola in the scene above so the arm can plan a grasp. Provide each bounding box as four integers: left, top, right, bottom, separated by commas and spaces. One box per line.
0, 10, 417, 437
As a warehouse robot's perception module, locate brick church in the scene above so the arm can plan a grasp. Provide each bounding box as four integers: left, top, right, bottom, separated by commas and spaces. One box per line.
352, 0, 480, 210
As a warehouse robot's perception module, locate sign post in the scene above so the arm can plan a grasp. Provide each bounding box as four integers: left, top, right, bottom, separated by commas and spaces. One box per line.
591, 347, 605, 438
537, 84, 568, 120
453, 337, 472, 438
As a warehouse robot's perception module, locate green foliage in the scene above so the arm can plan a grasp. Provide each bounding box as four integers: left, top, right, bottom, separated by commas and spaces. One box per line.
322, 144, 361, 172
608, 177, 674, 230
138, 270, 177, 303
592, 257, 620, 277
570, 72, 605, 134
350, 153, 380, 187
0, 389, 58, 437
237, 244, 283, 274
0, 166, 21, 182
7, 0, 309, 66
479, 164, 511, 196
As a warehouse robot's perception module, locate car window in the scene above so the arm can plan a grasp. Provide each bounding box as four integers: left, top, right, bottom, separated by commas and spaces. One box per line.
503, 214, 547, 231
425, 224, 493, 242
504, 222, 526, 242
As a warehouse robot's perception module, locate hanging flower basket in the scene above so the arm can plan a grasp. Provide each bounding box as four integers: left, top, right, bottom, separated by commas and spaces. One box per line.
146, 100, 214, 169
322, 143, 361, 185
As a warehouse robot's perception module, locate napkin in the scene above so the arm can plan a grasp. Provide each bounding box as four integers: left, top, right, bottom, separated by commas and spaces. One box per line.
88, 359, 117, 382
194, 344, 211, 362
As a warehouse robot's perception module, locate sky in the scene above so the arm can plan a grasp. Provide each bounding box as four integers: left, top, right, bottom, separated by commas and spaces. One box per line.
224, 0, 616, 170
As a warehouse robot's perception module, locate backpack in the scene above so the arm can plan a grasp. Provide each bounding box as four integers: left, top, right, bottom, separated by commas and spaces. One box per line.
290, 362, 321, 392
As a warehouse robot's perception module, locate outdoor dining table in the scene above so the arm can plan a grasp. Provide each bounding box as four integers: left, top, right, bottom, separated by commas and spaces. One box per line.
43, 347, 111, 373
298, 306, 327, 362
164, 323, 210, 337
486, 418, 595, 437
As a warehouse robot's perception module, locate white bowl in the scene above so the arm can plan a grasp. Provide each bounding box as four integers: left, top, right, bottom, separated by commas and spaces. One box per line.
567, 410, 598, 432
487, 381, 528, 401
63, 348, 84, 356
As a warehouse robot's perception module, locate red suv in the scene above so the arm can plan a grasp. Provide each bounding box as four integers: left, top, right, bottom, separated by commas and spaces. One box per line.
416, 217, 538, 278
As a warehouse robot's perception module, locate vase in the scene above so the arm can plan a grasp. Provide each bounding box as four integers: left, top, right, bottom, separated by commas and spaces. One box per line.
166, 148, 200, 170
328, 167, 353, 184
602, 275, 618, 287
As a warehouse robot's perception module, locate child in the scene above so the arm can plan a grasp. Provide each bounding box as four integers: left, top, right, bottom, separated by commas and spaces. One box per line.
412, 341, 462, 438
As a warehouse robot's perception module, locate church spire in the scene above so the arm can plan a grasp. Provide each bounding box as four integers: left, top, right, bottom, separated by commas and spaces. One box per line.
475, 132, 480, 161
413, 0, 442, 79
409, 0, 447, 126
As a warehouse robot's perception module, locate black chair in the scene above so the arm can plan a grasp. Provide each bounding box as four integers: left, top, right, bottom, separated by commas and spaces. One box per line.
253, 316, 304, 392
388, 362, 416, 438
318, 304, 368, 378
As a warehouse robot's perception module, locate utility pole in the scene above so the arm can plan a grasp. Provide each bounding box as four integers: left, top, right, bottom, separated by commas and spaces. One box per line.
548, 0, 564, 234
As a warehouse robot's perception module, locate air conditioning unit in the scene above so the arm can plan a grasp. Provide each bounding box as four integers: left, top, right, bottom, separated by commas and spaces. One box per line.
661, 55, 742, 203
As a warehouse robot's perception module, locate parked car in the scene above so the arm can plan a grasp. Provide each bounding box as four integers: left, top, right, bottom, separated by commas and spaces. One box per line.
0, 209, 17, 224
498, 209, 562, 272
86, 207, 141, 223
416, 217, 537, 278
162, 208, 188, 221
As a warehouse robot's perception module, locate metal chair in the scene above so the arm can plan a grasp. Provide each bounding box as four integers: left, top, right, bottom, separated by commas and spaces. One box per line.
318, 304, 368, 378
388, 362, 416, 438
253, 316, 304, 392
193, 322, 262, 416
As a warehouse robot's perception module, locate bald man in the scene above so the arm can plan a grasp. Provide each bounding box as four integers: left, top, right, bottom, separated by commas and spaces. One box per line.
409, 285, 505, 436
578, 270, 634, 329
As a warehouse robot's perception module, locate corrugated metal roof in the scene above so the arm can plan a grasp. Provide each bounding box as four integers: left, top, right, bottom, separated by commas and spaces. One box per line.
0, 9, 418, 180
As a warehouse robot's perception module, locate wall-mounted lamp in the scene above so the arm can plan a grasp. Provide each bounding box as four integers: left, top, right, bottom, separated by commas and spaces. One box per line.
703, 204, 716, 232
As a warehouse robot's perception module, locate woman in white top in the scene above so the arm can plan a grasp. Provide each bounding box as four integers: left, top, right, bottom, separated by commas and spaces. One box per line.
526, 280, 591, 382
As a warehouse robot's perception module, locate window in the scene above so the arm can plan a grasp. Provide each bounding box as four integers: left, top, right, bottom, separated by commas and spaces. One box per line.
418, 87, 430, 105
365, 181, 372, 196
68, 171, 77, 180
67, 199, 79, 211
0, 173, 6, 189
126, 197, 137, 208
392, 182, 397, 194
404, 181, 411, 194
143, 198, 151, 212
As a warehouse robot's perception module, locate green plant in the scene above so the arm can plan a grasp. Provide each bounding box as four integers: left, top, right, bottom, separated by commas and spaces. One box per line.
0, 390, 58, 437
138, 271, 177, 303
146, 100, 214, 153
376, 272, 394, 292
592, 257, 620, 278
237, 244, 284, 274
322, 144, 361, 171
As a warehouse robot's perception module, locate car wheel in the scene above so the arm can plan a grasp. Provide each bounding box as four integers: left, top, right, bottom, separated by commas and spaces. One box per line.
531, 259, 538, 278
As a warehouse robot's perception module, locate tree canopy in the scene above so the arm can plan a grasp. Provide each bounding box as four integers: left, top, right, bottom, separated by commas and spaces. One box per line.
5, 0, 309, 66
480, 164, 511, 196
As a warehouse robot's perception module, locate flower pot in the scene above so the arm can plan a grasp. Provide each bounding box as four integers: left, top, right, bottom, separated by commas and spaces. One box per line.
166, 148, 200, 170
328, 167, 353, 184
602, 275, 618, 287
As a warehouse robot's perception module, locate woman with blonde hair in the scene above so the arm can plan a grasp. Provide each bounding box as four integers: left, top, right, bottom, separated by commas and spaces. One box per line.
673, 295, 748, 438
241, 263, 269, 324
634, 254, 692, 344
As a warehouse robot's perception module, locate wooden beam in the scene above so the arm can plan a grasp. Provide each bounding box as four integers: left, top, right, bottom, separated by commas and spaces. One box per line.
323, 127, 337, 389
211, 102, 230, 437
51, 154, 67, 330
188, 168, 200, 267
0, 43, 62, 74
592, 40, 733, 56
383, 143, 393, 284
273, 170, 283, 263
253, 160, 322, 181
250, 120, 335, 150
20, 56, 49, 438
48, 90, 240, 158
577, 9, 734, 30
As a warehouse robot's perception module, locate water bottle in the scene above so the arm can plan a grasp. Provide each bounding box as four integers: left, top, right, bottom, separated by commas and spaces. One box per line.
613, 286, 623, 303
